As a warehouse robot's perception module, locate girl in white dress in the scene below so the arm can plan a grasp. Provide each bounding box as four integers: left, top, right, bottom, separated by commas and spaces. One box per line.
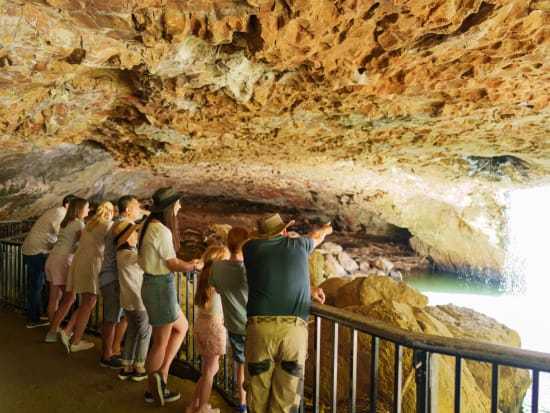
60, 201, 114, 353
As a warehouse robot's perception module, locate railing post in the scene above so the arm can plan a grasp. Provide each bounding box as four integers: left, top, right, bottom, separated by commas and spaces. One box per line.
414, 349, 429, 413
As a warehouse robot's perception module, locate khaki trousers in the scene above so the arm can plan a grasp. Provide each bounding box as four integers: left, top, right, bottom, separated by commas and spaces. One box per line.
245, 316, 308, 413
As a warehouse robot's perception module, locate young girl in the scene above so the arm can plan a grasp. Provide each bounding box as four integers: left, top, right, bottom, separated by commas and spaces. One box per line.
114, 220, 150, 382
61, 200, 114, 353
45, 197, 89, 343
188, 244, 230, 413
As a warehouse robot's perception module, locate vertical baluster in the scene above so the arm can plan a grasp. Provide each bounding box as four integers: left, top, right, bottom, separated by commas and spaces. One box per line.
349, 328, 357, 413
331, 322, 339, 413
454, 356, 462, 413
313, 315, 321, 413
532, 369, 539, 412
491, 363, 499, 413
393, 343, 403, 413
370, 336, 379, 413
414, 349, 429, 413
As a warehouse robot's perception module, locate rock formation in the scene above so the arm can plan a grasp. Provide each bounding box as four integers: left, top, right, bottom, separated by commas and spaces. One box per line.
1, 1, 549, 278
309, 276, 531, 412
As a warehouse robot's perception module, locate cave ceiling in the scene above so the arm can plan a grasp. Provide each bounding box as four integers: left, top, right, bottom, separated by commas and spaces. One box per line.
1, 0, 549, 275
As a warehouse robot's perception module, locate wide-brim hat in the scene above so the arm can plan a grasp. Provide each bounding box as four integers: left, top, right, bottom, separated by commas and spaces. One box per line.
113, 220, 140, 248
250, 213, 295, 239
151, 187, 184, 213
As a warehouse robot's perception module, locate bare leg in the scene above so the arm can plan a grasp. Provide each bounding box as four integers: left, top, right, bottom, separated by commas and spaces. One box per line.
101, 321, 116, 359
46, 282, 63, 322
192, 354, 219, 411
236, 362, 246, 407
47, 289, 76, 335
70, 293, 97, 344
159, 311, 187, 382
145, 323, 172, 393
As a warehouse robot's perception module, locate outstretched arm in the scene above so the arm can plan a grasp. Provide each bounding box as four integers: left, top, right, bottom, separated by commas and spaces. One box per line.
308, 222, 333, 248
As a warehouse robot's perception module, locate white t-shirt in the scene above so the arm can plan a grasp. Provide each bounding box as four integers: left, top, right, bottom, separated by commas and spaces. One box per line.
198, 291, 223, 317
22, 206, 66, 255
117, 248, 145, 311
137, 222, 177, 275
51, 219, 85, 255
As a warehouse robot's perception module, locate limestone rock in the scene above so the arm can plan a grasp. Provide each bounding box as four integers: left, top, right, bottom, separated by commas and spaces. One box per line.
335, 275, 429, 308
308, 276, 531, 412
0, 0, 549, 280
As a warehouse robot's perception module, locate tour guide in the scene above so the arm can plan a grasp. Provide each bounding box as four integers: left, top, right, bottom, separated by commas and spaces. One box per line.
242, 213, 332, 413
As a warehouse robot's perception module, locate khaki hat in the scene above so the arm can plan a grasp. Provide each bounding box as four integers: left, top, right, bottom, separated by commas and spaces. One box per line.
113, 220, 140, 248
151, 187, 184, 213
250, 213, 295, 239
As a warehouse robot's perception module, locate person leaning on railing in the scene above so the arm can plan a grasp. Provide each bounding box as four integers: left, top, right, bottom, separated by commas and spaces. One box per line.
137, 187, 203, 407
21, 194, 77, 328
242, 213, 332, 413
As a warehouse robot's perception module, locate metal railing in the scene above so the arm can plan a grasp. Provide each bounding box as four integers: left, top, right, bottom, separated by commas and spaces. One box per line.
2, 221, 550, 412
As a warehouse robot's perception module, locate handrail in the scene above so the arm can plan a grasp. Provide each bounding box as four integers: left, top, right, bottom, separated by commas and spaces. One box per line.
311, 302, 550, 372
1, 221, 548, 412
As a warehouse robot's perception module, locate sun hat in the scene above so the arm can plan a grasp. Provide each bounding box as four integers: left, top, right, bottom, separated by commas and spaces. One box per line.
250, 213, 295, 239
113, 220, 140, 248
151, 187, 184, 213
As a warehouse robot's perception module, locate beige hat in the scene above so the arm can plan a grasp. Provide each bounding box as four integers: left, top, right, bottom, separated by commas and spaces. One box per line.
113, 220, 140, 248
250, 213, 295, 239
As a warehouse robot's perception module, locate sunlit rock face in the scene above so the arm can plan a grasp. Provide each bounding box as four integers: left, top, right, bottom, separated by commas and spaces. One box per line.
1, 0, 549, 277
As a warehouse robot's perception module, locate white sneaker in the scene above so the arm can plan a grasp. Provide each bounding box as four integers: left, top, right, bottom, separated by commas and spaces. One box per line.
44, 332, 58, 343
70, 340, 94, 352
60, 329, 71, 354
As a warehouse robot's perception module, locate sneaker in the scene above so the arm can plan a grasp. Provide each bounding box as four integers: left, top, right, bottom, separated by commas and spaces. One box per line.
131, 371, 147, 382
144, 391, 155, 403
100, 356, 123, 369
44, 332, 58, 343
237, 405, 248, 412
70, 340, 94, 352
26, 320, 50, 329
117, 369, 134, 381
152, 371, 165, 406
163, 389, 181, 403
59, 330, 71, 354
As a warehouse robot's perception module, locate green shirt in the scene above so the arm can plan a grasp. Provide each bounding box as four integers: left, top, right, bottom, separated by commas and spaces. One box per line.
210, 260, 248, 334
243, 235, 314, 321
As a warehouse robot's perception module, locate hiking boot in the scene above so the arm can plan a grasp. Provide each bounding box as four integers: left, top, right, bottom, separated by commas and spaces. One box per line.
70, 340, 94, 352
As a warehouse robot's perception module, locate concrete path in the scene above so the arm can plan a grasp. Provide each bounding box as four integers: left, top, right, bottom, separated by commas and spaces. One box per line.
0, 305, 233, 413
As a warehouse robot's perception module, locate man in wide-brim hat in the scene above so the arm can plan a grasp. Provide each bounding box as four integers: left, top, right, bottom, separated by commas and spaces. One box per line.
242, 212, 332, 413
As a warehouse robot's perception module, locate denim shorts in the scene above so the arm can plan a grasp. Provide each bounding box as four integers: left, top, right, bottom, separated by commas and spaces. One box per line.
141, 273, 180, 326
228, 331, 245, 364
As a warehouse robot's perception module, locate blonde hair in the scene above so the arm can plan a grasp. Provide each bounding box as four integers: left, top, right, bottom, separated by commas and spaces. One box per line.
86, 201, 114, 231
194, 244, 229, 310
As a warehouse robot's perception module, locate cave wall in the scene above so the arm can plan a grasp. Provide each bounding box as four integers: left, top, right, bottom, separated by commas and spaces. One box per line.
1, 0, 549, 277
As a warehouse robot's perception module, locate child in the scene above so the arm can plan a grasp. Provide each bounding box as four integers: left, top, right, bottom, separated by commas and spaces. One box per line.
113, 220, 151, 382
187, 245, 230, 413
